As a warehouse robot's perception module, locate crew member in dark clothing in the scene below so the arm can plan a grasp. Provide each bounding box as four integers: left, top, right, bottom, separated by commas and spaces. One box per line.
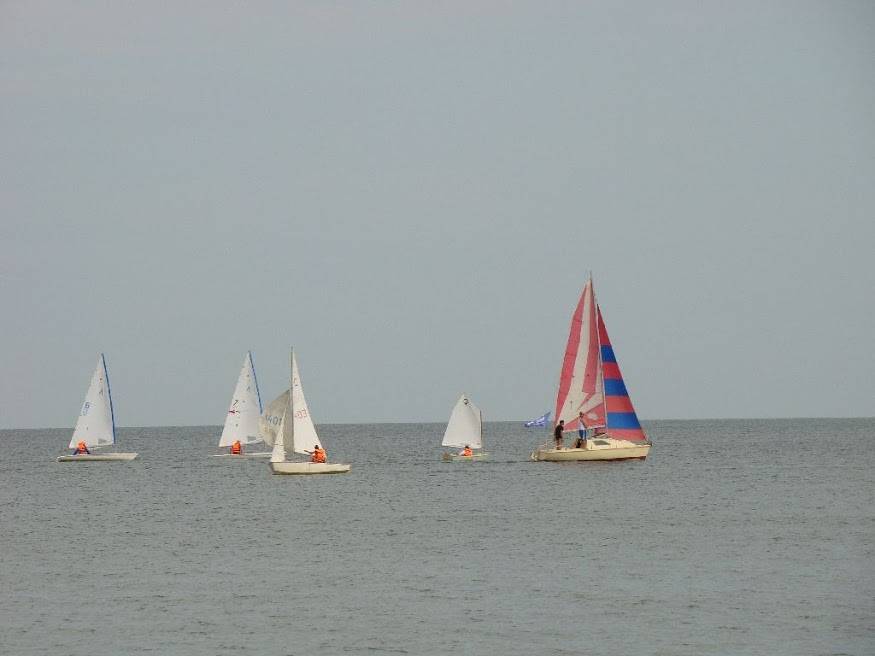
554, 420, 565, 450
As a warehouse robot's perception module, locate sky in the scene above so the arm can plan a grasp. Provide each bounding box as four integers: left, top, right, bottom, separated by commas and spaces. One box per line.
2, 2, 874, 428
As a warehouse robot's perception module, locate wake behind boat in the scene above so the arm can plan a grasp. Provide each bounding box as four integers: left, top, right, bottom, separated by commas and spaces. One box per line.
213, 351, 271, 458
531, 277, 651, 462
441, 394, 488, 461
57, 354, 137, 463
262, 349, 350, 475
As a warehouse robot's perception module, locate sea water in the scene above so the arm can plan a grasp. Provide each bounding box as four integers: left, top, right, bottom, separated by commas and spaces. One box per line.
1, 419, 872, 655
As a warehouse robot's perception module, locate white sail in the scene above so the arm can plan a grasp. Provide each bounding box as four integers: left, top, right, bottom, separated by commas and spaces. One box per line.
219, 351, 263, 447
258, 390, 289, 447
441, 394, 482, 449
290, 351, 323, 456
68, 354, 115, 449
270, 411, 288, 463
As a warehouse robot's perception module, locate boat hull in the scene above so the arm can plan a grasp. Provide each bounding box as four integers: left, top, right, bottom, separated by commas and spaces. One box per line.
269, 462, 351, 475
442, 452, 488, 462
211, 452, 272, 459
57, 453, 138, 462
531, 439, 650, 462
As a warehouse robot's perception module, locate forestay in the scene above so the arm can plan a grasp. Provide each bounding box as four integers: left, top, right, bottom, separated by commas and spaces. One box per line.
68, 354, 115, 449
219, 351, 263, 446
441, 394, 482, 449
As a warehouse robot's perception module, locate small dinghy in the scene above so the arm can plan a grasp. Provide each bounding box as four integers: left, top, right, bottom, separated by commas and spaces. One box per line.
531, 277, 651, 463
57, 354, 137, 462
262, 349, 350, 475
441, 394, 488, 461
212, 351, 271, 458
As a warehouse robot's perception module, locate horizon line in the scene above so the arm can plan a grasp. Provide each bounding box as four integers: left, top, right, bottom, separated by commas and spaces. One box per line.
5, 415, 875, 432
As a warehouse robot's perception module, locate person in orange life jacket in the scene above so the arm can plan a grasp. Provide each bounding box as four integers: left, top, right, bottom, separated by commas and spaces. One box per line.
72, 440, 90, 455
230, 440, 242, 455
310, 445, 326, 463
459, 445, 473, 457
554, 420, 565, 449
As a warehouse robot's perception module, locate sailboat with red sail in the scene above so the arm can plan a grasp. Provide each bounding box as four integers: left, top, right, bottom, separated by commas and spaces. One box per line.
531, 277, 651, 462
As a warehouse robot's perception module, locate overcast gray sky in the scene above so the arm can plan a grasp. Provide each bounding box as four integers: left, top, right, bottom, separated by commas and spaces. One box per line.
3, 2, 874, 429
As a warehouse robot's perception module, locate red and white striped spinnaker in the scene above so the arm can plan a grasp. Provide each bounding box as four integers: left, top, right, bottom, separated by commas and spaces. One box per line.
554, 279, 605, 432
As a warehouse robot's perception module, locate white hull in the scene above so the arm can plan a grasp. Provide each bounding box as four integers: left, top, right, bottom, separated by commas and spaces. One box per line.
442, 452, 488, 462
211, 451, 272, 459
57, 452, 138, 462
269, 462, 351, 475
531, 438, 650, 462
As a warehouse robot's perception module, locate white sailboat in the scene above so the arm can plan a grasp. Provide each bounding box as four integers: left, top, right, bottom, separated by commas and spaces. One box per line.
441, 394, 487, 461
531, 277, 651, 462
262, 349, 350, 475
57, 354, 137, 462
212, 351, 271, 458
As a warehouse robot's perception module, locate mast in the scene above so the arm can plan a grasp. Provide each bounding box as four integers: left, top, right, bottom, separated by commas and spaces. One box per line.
479, 407, 484, 451
249, 350, 263, 414
591, 275, 608, 428
289, 347, 295, 453
102, 353, 116, 446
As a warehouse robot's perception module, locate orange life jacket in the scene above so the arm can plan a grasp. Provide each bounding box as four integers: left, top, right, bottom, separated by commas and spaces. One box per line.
311, 448, 326, 463
230, 441, 242, 454
462, 447, 473, 457
76, 440, 88, 453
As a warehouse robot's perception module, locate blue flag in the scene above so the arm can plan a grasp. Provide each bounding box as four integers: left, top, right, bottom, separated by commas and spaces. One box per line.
523, 411, 551, 428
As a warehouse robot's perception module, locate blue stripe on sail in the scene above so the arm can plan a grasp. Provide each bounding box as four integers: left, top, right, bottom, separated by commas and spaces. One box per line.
601, 345, 616, 363
607, 412, 641, 429
604, 378, 628, 396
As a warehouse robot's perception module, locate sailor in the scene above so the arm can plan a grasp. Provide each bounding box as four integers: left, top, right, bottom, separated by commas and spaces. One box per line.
230, 440, 242, 455
459, 445, 473, 457
73, 440, 90, 455
554, 420, 565, 449
311, 445, 326, 463
575, 412, 587, 449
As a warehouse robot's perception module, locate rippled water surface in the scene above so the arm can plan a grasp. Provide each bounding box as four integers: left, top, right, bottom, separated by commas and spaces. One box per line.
1, 419, 873, 655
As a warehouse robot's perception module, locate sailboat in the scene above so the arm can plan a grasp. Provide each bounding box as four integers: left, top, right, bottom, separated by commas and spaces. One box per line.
260, 349, 351, 475
212, 351, 271, 458
531, 277, 652, 462
441, 394, 487, 461
57, 354, 137, 462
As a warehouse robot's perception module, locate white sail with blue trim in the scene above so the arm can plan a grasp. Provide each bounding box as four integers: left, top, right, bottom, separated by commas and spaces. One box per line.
219, 351, 263, 447
58, 354, 137, 461
68, 354, 115, 449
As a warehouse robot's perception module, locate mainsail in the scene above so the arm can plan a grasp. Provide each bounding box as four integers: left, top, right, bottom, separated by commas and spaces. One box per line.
289, 351, 322, 455
554, 279, 605, 432
597, 307, 647, 442
441, 394, 482, 449
68, 354, 115, 449
219, 351, 263, 446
